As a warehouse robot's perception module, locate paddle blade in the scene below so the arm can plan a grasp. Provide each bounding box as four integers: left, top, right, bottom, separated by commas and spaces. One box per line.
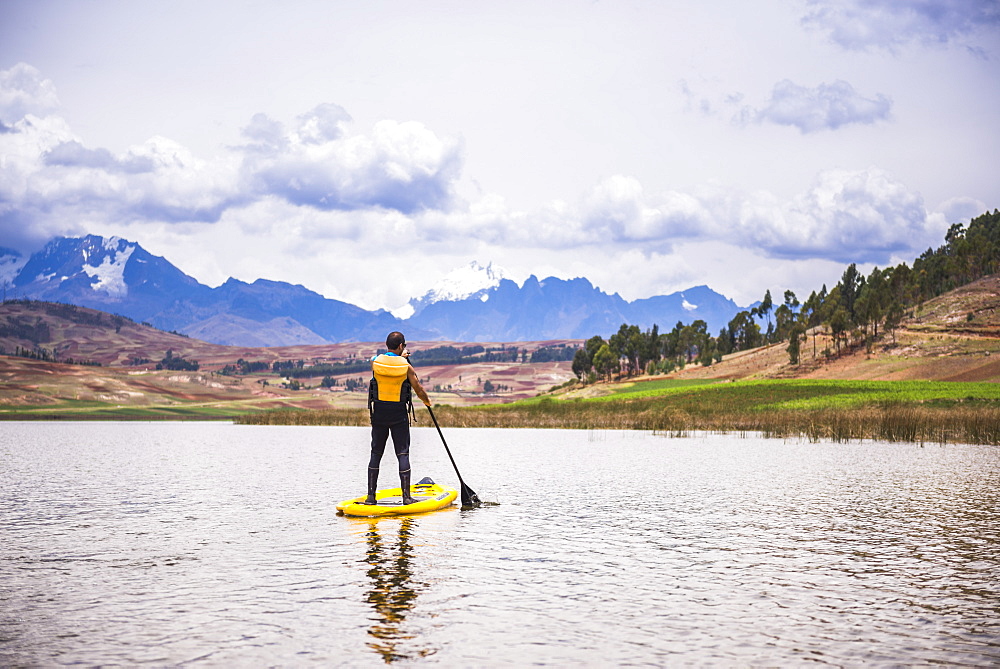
461, 483, 481, 508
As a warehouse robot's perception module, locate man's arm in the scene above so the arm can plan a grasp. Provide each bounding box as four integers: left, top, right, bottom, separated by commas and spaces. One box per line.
407, 365, 431, 406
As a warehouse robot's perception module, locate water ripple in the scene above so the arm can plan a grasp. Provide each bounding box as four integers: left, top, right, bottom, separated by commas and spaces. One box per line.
1, 423, 998, 666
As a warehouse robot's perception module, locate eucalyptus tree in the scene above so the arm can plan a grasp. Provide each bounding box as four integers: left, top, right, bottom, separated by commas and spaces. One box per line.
839, 264, 864, 323
774, 289, 799, 341
786, 323, 806, 365
726, 310, 762, 352
609, 323, 643, 376
758, 289, 774, 341
592, 344, 619, 382
572, 347, 592, 380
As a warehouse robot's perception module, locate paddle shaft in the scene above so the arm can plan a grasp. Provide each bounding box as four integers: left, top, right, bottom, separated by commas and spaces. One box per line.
406, 353, 478, 506
426, 405, 465, 486
426, 405, 478, 505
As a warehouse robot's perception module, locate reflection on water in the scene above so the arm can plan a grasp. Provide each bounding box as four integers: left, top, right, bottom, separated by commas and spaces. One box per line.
1, 422, 998, 666
361, 517, 432, 663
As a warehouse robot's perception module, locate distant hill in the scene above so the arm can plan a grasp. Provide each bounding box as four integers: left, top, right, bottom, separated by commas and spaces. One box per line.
0, 299, 375, 368
0, 299, 583, 416
0, 298, 585, 370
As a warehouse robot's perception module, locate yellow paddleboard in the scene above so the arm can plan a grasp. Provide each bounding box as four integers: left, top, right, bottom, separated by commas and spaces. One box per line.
336, 478, 457, 517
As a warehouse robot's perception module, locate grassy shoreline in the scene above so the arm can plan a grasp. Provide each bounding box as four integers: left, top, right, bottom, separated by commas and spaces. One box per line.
0, 404, 243, 421
234, 379, 1000, 445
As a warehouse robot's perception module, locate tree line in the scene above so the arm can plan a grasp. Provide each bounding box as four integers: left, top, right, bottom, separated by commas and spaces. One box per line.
1, 298, 141, 334
572, 209, 1000, 382
1, 344, 102, 367
225, 344, 577, 380
156, 349, 199, 371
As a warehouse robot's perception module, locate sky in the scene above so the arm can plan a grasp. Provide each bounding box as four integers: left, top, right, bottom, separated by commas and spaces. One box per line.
1, 0, 998, 314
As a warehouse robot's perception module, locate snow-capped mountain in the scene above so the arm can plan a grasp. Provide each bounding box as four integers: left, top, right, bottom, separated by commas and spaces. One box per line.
394, 261, 509, 319
11, 235, 206, 314
4, 234, 749, 345
6, 235, 408, 345
403, 274, 743, 342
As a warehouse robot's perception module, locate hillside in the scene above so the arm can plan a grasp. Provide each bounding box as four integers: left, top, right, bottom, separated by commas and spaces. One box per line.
697, 275, 999, 381
0, 300, 379, 367
562, 273, 1000, 398
0, 300, 578, 417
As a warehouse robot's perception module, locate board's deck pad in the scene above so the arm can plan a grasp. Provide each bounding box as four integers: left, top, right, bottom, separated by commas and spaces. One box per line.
337, 482, 457, 517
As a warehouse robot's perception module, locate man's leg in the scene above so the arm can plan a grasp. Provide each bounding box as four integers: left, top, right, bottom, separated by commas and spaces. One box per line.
389, 422, 414, 504
366, 425, 390, 504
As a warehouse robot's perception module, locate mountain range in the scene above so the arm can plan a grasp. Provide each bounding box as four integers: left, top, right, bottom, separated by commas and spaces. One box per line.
1, 235, 748, 346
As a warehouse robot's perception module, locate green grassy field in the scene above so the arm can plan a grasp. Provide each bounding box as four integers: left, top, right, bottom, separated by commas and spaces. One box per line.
236, 379, 1000, 445
596, 378, 1000, 410
1, 402, 240, 420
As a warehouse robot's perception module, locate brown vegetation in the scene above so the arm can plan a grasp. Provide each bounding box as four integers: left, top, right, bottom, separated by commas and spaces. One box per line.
237, 397, 1000, 445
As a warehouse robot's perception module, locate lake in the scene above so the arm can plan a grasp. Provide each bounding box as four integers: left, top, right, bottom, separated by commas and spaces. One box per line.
2, 422, 998, 666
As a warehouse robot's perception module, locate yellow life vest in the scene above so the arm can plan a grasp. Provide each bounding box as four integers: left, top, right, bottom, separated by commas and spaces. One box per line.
371, 353, 410, 402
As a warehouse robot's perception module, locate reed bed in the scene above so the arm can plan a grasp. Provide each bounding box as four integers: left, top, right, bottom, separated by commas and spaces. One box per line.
235, 401, 1000, 445
237, 407, 370, 426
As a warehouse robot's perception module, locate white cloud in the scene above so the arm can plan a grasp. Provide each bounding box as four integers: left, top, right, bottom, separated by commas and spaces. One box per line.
402, 175, 716, 253
0, 63, 59, 124
240, 113, 287, 151
661, 239, 852, 307
8, 128, 243, 227
242, 111, 463, 213
0, 90, 947, 303
0, 63, 247, 242
737, 166, 939, 262
119, 136, 244, 221
579, 175, 713, 245
939, 196, 988, 224
0, 113, 82, 248
0, 63, 464, 253
367, 166, 939, 276
803, 0, 1000, 52
293, 103, 351, 145
581, 175, 645, 240
438, 166, 938, 269
742, 79, 892, 133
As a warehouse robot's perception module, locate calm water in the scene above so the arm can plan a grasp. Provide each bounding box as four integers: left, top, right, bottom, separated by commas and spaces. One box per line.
1, 422, 998, 667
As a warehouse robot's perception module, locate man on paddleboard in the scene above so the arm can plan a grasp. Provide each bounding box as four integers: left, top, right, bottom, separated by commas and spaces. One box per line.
366, 331, 431, 505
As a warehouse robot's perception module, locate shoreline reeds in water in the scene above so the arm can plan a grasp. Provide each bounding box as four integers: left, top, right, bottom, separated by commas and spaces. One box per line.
234, 402, 1000, 445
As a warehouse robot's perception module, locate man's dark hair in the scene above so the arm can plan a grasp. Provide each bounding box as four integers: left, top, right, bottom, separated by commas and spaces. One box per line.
386, 331, 406, 350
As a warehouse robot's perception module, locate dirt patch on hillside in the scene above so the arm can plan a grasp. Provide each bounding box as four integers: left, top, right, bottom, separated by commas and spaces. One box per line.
667, 274, 1000, 384
906, 274, 1000, 335
664, 327, 999, 384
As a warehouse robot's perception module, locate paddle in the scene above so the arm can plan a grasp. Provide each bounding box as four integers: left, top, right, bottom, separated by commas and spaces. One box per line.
426, 405, 481, 508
